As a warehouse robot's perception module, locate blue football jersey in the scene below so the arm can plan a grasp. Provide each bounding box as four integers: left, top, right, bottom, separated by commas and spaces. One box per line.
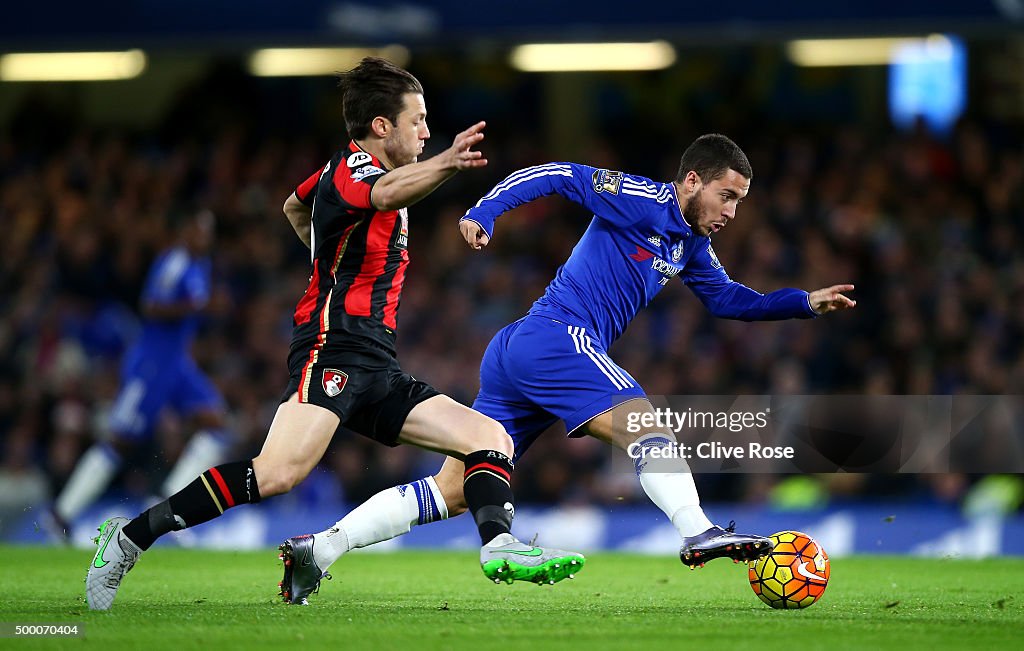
462, 163, 815, 350
134, 247, 211, 357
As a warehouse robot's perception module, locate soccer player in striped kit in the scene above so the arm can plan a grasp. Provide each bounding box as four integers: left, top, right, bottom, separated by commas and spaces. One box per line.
285, 134, 855, 603
85, 57, 583, 611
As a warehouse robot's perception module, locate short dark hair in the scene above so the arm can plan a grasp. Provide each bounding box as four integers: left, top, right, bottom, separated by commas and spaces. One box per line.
336, 57, 424, 139
675, 134, 752, 183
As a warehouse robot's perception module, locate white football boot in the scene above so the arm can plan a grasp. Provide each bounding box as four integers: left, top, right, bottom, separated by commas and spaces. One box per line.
85, 517, 141, 610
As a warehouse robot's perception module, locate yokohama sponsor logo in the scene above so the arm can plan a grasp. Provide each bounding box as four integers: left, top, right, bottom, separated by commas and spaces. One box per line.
651, 257, 681, 277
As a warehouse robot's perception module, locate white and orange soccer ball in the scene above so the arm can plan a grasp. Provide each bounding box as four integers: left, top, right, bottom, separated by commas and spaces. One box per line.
748, 531, 830, 609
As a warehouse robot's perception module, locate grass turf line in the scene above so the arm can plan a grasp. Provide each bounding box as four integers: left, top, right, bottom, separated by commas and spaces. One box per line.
3, 546, 1021, 650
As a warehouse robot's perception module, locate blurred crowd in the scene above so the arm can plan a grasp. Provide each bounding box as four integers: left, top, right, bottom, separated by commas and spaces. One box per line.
1, 63, 1023, 533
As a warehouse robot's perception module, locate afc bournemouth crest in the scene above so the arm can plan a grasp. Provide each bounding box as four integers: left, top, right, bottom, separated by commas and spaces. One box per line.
322, 369, 349, 397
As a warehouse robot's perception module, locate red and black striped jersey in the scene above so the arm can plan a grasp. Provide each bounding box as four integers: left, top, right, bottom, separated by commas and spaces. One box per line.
291, 141, 410, 354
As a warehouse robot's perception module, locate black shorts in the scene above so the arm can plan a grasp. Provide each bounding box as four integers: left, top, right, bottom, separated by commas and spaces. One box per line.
282, 339, 440, 446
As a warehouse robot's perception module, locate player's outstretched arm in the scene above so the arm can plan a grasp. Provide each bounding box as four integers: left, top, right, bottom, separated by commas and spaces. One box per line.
459, 162, 642, 251
283, 192, 313, 249
371, 121, 488, 211
807, 284, 856, 315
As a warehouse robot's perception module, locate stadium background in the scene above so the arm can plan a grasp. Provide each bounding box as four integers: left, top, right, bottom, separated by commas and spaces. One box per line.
1, 0, 1022, 556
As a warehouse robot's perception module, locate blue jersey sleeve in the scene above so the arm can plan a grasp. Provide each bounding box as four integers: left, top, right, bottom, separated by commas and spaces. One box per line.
682, 242, 816, 321
461, 163, 657, 237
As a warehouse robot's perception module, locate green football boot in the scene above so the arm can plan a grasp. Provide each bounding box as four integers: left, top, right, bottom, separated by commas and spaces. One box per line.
480, 533, 585, 585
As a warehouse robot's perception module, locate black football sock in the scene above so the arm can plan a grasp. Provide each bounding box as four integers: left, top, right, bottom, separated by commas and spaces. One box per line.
122, 460, 261, 550
463, 450, 515, 545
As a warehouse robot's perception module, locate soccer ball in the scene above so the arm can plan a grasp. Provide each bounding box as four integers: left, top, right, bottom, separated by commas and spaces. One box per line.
748, 531, 829, 609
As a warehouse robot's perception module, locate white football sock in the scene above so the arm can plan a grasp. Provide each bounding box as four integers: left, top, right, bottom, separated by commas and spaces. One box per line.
633, 433, 714, 538
55, 443, 121, 522
161, 430, 230, 497
312, 476, 448, 571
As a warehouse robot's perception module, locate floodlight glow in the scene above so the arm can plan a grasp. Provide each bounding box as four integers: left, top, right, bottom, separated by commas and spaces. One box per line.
787, 37, 928, 67
510, 42, 676, 72
248, 46, 410, 77
0, 50, 146, 81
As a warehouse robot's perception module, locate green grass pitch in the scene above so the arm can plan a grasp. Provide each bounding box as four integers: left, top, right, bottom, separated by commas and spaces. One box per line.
4, 546, 1021, 650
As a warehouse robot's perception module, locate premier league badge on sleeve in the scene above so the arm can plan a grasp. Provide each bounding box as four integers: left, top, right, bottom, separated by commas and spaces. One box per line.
592, 169, 623, 194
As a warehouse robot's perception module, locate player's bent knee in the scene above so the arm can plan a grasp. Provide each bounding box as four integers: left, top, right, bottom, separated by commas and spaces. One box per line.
472, 418, 514, 457
252, 458, 308, 497
261, 471, 302, 497
442, 411, 513, 457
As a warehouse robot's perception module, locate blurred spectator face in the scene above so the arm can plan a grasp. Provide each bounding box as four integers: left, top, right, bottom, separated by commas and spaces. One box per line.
686, 169, 750, 237
383, 92, 429, 168
184, 209, 215, 255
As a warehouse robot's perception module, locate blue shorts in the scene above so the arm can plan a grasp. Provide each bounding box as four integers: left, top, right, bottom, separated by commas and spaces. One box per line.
472, 316, 646, 461
107, 351, 224, 439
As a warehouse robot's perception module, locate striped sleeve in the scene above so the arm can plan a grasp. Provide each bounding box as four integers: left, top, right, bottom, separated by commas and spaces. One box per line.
295, 166, 324, 207
333, 161, 385, 210
461, 162, 662, 238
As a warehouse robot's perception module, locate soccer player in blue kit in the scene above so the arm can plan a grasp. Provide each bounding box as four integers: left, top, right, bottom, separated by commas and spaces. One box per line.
280, 133, 856, 603
49, 208, 231, 540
